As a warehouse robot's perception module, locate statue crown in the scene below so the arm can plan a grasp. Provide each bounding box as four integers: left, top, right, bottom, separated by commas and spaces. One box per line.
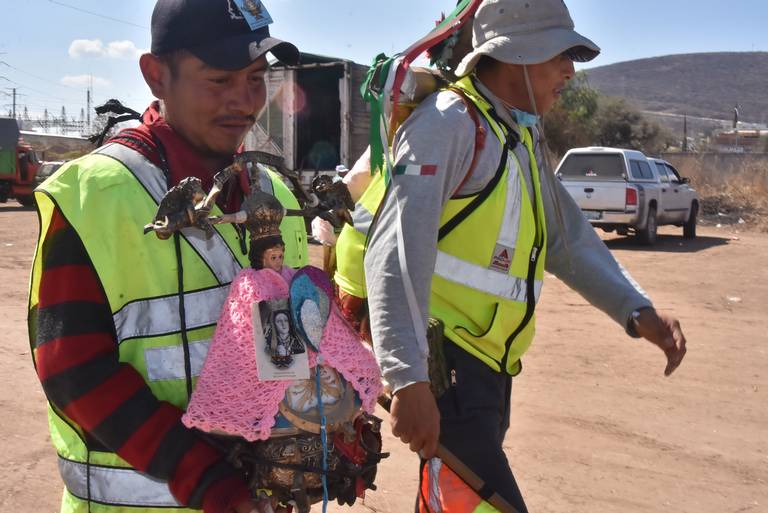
243, 190, 285, 241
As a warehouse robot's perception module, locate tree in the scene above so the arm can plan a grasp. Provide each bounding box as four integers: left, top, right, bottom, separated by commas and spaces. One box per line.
88, 112, 123, 144
543, 71, 673, 157
558, 72, 600, 120
595, 97, 672, 156
543, 72, 599, 157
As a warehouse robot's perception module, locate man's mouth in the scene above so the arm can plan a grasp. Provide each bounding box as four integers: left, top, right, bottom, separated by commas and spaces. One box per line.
219, 122, 249, 128
215, 117, 256, 133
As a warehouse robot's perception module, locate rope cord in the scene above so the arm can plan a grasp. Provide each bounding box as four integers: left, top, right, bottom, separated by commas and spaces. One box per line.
315, 364, 330, 512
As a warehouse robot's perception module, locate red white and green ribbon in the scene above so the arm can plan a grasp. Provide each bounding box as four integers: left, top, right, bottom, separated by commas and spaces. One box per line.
359, 1, 483, 361
360, 0, 482, 185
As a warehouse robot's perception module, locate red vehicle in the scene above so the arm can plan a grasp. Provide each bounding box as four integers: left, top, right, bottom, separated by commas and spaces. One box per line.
0, 118, 40, 206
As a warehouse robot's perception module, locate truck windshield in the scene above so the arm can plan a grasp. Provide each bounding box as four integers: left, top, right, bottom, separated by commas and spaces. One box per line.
558, 154, 626, 181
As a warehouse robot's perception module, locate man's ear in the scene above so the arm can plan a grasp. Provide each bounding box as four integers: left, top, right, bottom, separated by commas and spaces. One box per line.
140, 53, 170, 100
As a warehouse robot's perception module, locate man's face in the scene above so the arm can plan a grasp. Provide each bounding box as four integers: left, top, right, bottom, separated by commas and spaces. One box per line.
160, 53, 268, 157
522, 54, 575, 114
491, 54, 575, 115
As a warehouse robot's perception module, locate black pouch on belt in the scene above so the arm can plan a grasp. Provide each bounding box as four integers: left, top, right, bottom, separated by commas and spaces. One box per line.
426, 318, 449, 399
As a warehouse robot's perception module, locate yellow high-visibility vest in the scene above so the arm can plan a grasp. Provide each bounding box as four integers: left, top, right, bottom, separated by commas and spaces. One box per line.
29, 142, 307, 512
334, 77, 547, 374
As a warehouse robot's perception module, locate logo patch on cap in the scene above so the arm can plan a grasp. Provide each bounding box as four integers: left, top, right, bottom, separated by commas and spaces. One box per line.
229, 0, 273, 30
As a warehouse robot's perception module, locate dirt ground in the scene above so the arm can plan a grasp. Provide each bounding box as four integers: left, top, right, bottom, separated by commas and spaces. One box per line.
1, 199, 766, 513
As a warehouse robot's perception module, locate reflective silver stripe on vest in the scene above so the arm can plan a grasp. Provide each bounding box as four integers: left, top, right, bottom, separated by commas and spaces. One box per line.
145, 339, 211, 382
351, 204, 374, 235
95, 143, 242, 285
113, 285, 230, 343
497, 150, 523, 250
434, 251, 542, 303
59, 457, 182, 507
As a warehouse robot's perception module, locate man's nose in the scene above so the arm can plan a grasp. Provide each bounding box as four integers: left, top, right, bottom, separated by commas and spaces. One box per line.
563, 59, 575, 80
227, 77, 260, 115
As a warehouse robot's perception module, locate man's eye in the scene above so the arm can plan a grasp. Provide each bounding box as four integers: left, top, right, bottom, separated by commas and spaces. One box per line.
209, 77, 229, 85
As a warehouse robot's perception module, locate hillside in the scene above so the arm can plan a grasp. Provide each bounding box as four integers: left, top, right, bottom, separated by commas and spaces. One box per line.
584, 52, 768, 125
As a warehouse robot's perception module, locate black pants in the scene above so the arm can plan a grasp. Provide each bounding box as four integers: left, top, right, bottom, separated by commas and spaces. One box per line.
429, 341, 529, 512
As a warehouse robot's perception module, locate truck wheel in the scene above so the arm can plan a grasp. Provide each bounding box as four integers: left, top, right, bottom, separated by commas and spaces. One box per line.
16, 195, 35, 207
683, 203, 697, 239
637, 206, 657, 246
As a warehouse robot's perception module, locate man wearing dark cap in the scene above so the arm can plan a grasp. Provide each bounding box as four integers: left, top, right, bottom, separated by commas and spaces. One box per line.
28, 1, 304, 512
335, 0, 688, 511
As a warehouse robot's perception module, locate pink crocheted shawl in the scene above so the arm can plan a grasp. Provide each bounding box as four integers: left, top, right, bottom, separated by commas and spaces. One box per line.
182, 267, 382, 441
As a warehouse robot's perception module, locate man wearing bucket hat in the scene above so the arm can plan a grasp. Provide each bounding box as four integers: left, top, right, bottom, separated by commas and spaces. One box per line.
28, 1, 306, 512
358, 0, 688, 510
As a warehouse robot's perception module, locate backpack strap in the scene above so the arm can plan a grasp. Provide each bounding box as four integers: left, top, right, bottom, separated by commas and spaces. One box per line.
447, 87, 487, 197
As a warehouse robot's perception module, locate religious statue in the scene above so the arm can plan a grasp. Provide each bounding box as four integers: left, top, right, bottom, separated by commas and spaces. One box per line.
145, 153, 384, 513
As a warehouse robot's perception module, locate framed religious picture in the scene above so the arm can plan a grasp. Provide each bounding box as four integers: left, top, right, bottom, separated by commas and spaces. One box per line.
252, 298, 310, 381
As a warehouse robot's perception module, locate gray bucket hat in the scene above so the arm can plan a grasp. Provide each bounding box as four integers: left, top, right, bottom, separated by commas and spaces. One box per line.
455, 0, 600, 77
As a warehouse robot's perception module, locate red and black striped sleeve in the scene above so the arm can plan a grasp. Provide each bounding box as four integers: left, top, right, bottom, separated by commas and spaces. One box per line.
31, 207, 251, 513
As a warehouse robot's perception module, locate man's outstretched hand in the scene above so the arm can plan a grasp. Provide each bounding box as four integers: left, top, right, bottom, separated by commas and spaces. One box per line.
633, 308, 688, 376
390, 382, 440, 459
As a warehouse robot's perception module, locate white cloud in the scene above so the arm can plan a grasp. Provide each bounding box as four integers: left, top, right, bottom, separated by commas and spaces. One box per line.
106, 40, 146, 60
60, 75, 111, 88
68, 39, 146, 60
69, 39, 105, 59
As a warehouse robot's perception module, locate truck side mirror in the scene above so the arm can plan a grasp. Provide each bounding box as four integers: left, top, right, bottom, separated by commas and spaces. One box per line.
681, 177, 690, 184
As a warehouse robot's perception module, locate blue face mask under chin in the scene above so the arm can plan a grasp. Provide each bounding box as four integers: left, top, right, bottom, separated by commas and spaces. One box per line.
511, 108, 540, 128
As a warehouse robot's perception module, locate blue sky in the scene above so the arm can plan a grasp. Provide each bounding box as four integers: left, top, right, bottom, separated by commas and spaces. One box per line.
1, 0, 766, 121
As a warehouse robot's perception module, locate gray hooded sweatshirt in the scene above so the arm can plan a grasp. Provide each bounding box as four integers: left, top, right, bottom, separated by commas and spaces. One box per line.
364, 79, 652, 393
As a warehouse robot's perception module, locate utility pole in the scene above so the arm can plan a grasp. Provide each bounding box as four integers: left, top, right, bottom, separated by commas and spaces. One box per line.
12, 87, 16, 119
682, 114, 688, 153
86, 87, 92, 133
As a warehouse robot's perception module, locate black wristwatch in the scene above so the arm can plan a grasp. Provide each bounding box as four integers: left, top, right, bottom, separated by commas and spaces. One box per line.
627, 307, 654, 338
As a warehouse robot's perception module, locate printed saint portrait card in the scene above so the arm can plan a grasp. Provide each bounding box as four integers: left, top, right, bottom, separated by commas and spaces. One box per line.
252, 298, 310, 381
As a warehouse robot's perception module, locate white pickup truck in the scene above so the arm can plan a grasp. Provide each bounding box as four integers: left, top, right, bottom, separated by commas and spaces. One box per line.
555, 147, 699, 245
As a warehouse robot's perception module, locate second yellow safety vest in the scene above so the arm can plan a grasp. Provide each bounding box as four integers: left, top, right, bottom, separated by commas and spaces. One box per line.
334, 77, 547, 375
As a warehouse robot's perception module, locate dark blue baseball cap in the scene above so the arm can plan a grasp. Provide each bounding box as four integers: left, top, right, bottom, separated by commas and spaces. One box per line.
151, 0, 299, 70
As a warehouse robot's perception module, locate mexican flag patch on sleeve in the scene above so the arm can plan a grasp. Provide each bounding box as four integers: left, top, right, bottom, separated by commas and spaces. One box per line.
394, 164, 438, 176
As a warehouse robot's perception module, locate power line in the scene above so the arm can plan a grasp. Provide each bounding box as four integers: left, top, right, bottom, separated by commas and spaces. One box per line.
0, 60, 80, 91
19, 93, 86, 105
47, 0, 149, 30
0, 65, 83, 103
10, 82, 78, 104
15, 102, 87, 112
